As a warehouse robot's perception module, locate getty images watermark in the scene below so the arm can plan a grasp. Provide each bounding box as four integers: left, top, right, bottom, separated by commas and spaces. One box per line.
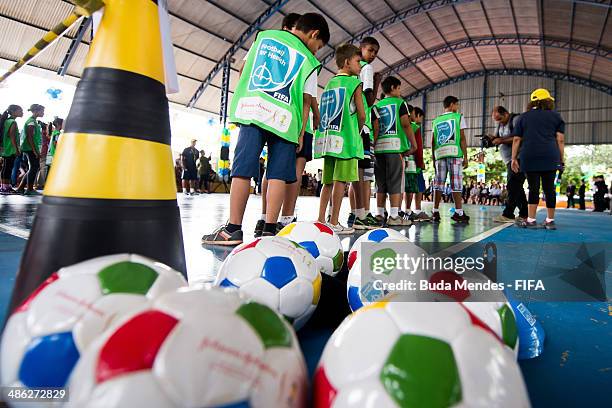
359, 242, 609, 302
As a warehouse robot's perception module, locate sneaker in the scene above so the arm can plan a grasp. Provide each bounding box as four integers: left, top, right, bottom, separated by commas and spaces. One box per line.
398, 210, 406, 219
387, 216, 411, 226
353, 217, 368, 230
202, 225, 243, 246
366, 213, 381, 227
414, 211, 432, 222
253, 219, 265, 238
347, 213, 356, 228
543, 220, 557, 230
23, 190, 42, 196
406, 212, 417, 222
184, 191, 191, 196
261, 231, 275, 237
328, 223, 355, 235
191, 191, 200, 196
518, 220, 538, 229
431, 212, 441, 223
375, 215, 385, 226
493, 214, 515, 223
451, 212, 470, 223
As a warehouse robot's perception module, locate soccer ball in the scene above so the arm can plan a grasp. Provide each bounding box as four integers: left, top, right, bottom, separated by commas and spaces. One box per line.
67, 286, 308, 408
347, 239, 428, 312
314, 300, 530, 408
278, 221, 344, 277
347, 228, 409, 270
0, 254, 187, 391
214, 236, 321, 329
426, 269, 519, 355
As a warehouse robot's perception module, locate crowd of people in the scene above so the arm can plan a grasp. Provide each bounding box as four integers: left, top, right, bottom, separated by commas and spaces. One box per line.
0, 104, 63, 196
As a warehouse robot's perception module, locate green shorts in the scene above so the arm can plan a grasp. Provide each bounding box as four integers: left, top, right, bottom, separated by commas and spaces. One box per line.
322, 157, 358, 184
404, 172, 419, 193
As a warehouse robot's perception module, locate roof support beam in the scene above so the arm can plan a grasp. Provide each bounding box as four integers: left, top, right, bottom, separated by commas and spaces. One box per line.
381, 36, 612, 78
57, 16, 91, 76
187, 0, 289, 108
403, 69, 612, 100
588, 5, 610, 80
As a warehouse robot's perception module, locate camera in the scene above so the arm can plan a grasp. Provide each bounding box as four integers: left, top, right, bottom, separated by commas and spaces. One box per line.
477, 134, 496, 149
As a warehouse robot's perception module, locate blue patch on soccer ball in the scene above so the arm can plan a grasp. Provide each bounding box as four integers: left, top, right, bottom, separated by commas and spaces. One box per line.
261, 256, 297, 289
219, 278, 238, 288
214, 400, 251, 408
348, 286, 364, 311
299, 241, 320, 259
19, 331, 79, 388
369, 229, 389, 242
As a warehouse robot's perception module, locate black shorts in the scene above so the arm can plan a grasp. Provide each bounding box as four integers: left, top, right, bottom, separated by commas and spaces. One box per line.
358, 132, 372, 169
296, 132, 313, 162
182, 166, 198, 181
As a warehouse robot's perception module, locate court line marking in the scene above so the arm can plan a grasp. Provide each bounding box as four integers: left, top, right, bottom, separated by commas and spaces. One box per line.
431, 222, 513, 259
0, 224, 29, 240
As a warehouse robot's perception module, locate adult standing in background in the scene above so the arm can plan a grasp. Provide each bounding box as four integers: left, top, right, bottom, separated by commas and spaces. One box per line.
181, 139, 199, 195
578, 179, 586, 210
491, 106, 527, 223
198, 150, 211, 194
566, 181, 576, 208
511, 89, 565, 229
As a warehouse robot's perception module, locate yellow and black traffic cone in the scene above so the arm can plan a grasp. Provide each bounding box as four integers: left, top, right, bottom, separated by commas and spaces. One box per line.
9, 0, 186, 311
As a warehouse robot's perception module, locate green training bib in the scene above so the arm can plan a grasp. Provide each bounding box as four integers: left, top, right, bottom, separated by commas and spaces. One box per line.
314, 74, 363, 159
20, 116, 41, 152
229, 30, 321, 144
374, 97, 410, 154
432, 111, 463, 159
2, 118, 18, 157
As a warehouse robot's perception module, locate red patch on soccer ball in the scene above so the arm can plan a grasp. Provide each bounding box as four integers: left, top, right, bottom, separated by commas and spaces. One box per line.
313, 366, 337, 408
429, 270, 470, 302
460, 303, 503, 344
232, 239, 260, 255
96, 310, 178, 384
15, 272, 60, 313
315, 223, 333, 235
347, 251, 358, 270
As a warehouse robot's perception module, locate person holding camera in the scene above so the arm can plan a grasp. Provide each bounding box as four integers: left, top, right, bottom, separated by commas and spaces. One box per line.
511, 89, 565, 229
490, 105, 528, 222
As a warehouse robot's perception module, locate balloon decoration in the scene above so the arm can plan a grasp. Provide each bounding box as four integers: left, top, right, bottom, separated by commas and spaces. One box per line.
228, 123, 237, 131
207, 117, 215, 127
260, 148, 267, 161
46, 88, 63, 100
218, 127, 231, 179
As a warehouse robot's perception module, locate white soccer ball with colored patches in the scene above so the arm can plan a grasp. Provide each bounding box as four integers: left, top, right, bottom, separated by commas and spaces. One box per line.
215, 236, 321, 329
278, 221, 344, 277
67, 286, 307, 408
0, 254, 186, 392
346, 228, 409, 270
347, 239, 428, 312
314, 300, 530, 408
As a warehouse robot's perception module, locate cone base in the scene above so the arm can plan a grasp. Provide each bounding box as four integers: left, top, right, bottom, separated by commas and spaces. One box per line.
8, 196, 186, 314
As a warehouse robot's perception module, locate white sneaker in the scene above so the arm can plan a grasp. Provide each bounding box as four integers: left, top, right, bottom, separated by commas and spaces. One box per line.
387, 216, 412, 226
328, 223, 355, 235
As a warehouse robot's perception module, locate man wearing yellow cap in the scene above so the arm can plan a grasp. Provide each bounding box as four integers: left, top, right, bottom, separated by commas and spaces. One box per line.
511, 88, 565, 230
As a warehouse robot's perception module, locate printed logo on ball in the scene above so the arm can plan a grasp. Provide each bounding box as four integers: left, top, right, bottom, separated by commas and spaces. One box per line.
248, 38, 306, 105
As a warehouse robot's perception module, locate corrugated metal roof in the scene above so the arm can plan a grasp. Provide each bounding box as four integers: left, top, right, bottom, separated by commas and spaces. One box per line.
0, 0, 609, 121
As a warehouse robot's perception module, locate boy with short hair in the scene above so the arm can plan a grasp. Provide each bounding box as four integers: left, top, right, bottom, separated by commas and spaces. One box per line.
374, 76, 416, 226
202, 13, 329, 245
431, 95, 470, 223
315, 43, 366, 234
404, 106, 431, 221
348, 36, 382, 230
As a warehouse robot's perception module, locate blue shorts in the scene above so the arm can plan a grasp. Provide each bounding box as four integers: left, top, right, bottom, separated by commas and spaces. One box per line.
417, 171, 426, 193
232, 124, 297, 182
296, 132, 313, 162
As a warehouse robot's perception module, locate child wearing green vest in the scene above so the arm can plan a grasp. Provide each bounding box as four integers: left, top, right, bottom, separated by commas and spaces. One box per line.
315, 43, 366, 234
0, 104, 23, 194
403, 106, 431, 221
347, 36, 382, 230
431, 95, 470, 223
374, 76, 416, 226
202, 13, 329, 246
19, 104, 45, 195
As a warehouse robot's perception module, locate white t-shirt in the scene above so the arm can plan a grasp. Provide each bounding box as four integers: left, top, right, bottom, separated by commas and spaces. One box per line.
360, 63, 374, 91
460, 116, 467, 130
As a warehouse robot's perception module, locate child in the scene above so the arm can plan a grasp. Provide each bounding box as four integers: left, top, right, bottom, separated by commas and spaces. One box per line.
0, 104, 23, 194
202, 13, 329, 245
315, 43, 365, 234
374, 76, 416, 226
431, 95, 470, 222
19, 104, 45, 196
404, 106, 431, 221
348, 37, 382, 230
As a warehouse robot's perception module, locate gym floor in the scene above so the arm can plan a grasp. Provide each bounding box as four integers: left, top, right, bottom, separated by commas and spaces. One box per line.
1, 194, 610, 407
